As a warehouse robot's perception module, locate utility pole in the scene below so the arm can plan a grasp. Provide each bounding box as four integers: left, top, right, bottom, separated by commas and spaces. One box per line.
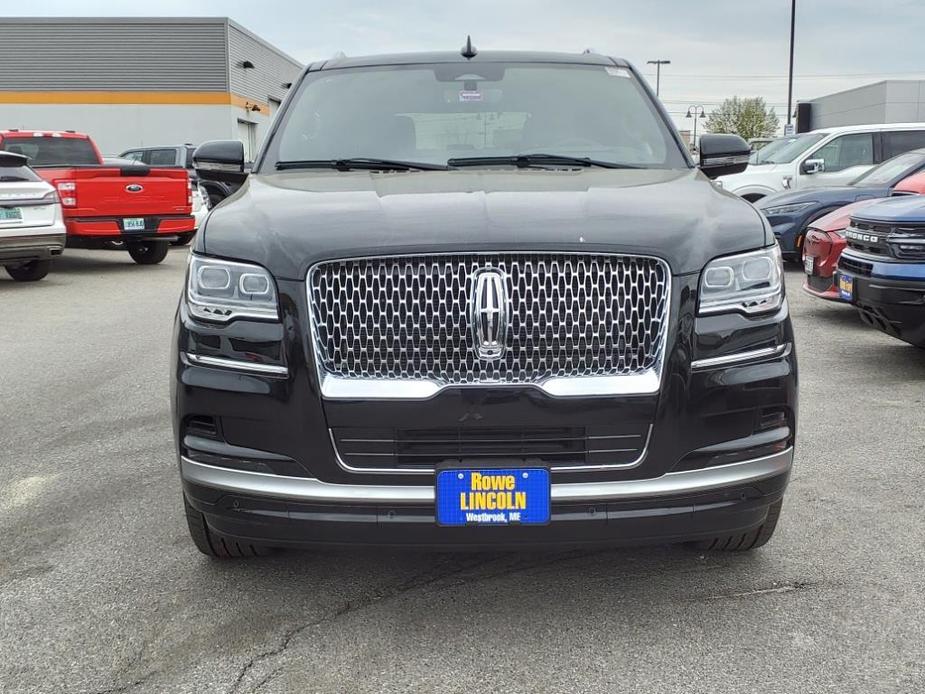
787, 0, 796, 132
646, 59, 671, 97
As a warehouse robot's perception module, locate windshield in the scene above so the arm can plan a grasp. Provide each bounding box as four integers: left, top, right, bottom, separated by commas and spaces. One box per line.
852, 151, 924, 186
264, 62, 687, 170
1, 137, 99, 167
754, 133, 827, 165
749, 138, 781, 163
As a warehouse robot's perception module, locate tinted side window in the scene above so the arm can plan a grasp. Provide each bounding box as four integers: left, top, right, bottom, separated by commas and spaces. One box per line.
121, 150, 144, 162
883, 130, 925, 159
146, 148, 179, 166
812, 133, 873, 173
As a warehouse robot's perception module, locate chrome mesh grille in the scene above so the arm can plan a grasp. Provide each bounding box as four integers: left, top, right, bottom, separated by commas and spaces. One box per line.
308, 253, 670, 385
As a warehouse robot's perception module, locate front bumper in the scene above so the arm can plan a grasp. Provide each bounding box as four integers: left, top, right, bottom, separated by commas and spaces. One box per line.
182, 449, 792, 549
802, 229, 845, 302
173, 269, 798, 549
0, 231, 66, 264
838, 253, 925, 346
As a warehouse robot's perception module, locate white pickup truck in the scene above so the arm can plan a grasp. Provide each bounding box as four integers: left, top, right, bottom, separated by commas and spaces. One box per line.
718, 123, 925, 202
0, 151, 65, 281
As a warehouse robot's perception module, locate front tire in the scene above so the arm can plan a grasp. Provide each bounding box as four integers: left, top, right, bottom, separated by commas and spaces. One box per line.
5, 260, 51, 282
126, 241, 169, 265
183, 495, 274, 559
687, 499, 783, 552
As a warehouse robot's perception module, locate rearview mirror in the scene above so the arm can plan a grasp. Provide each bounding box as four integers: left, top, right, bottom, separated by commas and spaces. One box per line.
801, 158, 825, 175
0, 150, 29, 168
698, 134, 750, 179
193, 140, 247, 185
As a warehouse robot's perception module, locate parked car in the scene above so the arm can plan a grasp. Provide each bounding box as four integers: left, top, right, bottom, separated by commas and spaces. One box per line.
174, 49, 796, 559
837, 195, 925, 347
718, 124, 925, 202
119, 144, 236, 209
0, 150, 65, 281
0, 130, 194, 265
803, 171, 925, 300
757, 148, 925, 260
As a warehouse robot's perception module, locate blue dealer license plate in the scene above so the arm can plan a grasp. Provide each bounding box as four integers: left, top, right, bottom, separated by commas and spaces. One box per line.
838, 274, 854, 301
435, 468, 550, 526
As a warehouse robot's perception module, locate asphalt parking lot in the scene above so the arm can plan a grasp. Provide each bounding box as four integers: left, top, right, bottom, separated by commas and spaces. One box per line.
1, 249, 924, 694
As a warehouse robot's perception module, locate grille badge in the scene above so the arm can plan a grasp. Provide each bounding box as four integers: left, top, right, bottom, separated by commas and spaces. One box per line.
471, 269, 508, 361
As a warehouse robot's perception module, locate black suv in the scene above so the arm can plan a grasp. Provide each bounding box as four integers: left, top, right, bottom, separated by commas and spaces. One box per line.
173, 48, 797, 558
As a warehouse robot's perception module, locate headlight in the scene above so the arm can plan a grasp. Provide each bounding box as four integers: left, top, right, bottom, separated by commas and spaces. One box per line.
186, 254, 279, 322
699, 245, 783, 316
761, 201, 815, 216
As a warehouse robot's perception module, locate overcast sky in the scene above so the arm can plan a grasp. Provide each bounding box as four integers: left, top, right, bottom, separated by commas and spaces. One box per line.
5, 0, 925, 130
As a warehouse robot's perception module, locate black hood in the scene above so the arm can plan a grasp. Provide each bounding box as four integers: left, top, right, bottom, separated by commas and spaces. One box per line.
199, 168, 769, 278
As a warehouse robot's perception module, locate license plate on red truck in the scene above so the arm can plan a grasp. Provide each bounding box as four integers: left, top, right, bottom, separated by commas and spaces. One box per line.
123, 218, 145, 231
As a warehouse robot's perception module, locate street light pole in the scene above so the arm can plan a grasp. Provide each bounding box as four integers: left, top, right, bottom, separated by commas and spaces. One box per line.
787, 0, 796, 131
646, 59, 671, 97
686, 105, 705, 152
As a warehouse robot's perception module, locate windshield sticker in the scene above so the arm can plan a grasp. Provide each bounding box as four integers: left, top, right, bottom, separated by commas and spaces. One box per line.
605, 66, 631, 78
459, 90, 483, 102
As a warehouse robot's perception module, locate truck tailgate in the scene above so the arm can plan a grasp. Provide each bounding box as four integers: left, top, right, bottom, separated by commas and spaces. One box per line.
40, 166, 191, 217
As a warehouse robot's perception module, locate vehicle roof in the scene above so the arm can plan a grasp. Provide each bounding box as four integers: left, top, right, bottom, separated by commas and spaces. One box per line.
807, 122, 925, 135
0, 130, 90, 139
313, 50, 625, 71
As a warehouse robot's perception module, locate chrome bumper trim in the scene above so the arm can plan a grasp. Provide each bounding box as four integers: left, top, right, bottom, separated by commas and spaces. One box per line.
182, 353, 289, 377
180, 447, 793, 505
328, 425, 654, 475
691, 343, 792, 371
318, 368, 661, 400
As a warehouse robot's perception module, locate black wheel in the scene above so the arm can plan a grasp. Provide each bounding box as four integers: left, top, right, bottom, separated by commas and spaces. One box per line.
687, 499, 783, 552
183, 495, 274, 559
5, 260, 51, 282
126, 241, 169, 265
171, 232, 195, 247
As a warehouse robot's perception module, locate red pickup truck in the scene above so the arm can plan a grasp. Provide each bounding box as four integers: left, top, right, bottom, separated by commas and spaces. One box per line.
0, 130, 194, 264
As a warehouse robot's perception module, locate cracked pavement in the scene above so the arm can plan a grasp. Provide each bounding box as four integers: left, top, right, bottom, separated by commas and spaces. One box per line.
1, 250, 924, 693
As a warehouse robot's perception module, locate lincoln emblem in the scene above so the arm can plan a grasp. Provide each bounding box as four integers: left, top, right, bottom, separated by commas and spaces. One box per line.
471, 269, 508, 361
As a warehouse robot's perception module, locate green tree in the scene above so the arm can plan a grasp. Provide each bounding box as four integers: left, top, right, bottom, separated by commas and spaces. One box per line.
705, 97, 780, 140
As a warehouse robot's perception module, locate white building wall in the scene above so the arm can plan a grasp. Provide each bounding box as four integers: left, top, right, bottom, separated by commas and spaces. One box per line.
0, 103, 236, 155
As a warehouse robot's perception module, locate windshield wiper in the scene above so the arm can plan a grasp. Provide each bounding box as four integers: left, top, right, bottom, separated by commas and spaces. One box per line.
275, 158, 447, 172
446, 153, 642, 169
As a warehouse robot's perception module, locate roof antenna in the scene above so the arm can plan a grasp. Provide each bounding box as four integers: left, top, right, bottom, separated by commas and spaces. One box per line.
461, 35, 477, 60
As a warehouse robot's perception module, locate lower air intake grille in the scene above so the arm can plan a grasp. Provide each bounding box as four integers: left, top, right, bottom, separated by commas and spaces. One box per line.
331, 425, 649, 471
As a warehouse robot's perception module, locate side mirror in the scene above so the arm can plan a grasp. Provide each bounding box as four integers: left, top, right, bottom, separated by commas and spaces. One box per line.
0, 150, 29, 168
193, 140, 247, 185
801, 158, 825, 175
698, 134, 750, 179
